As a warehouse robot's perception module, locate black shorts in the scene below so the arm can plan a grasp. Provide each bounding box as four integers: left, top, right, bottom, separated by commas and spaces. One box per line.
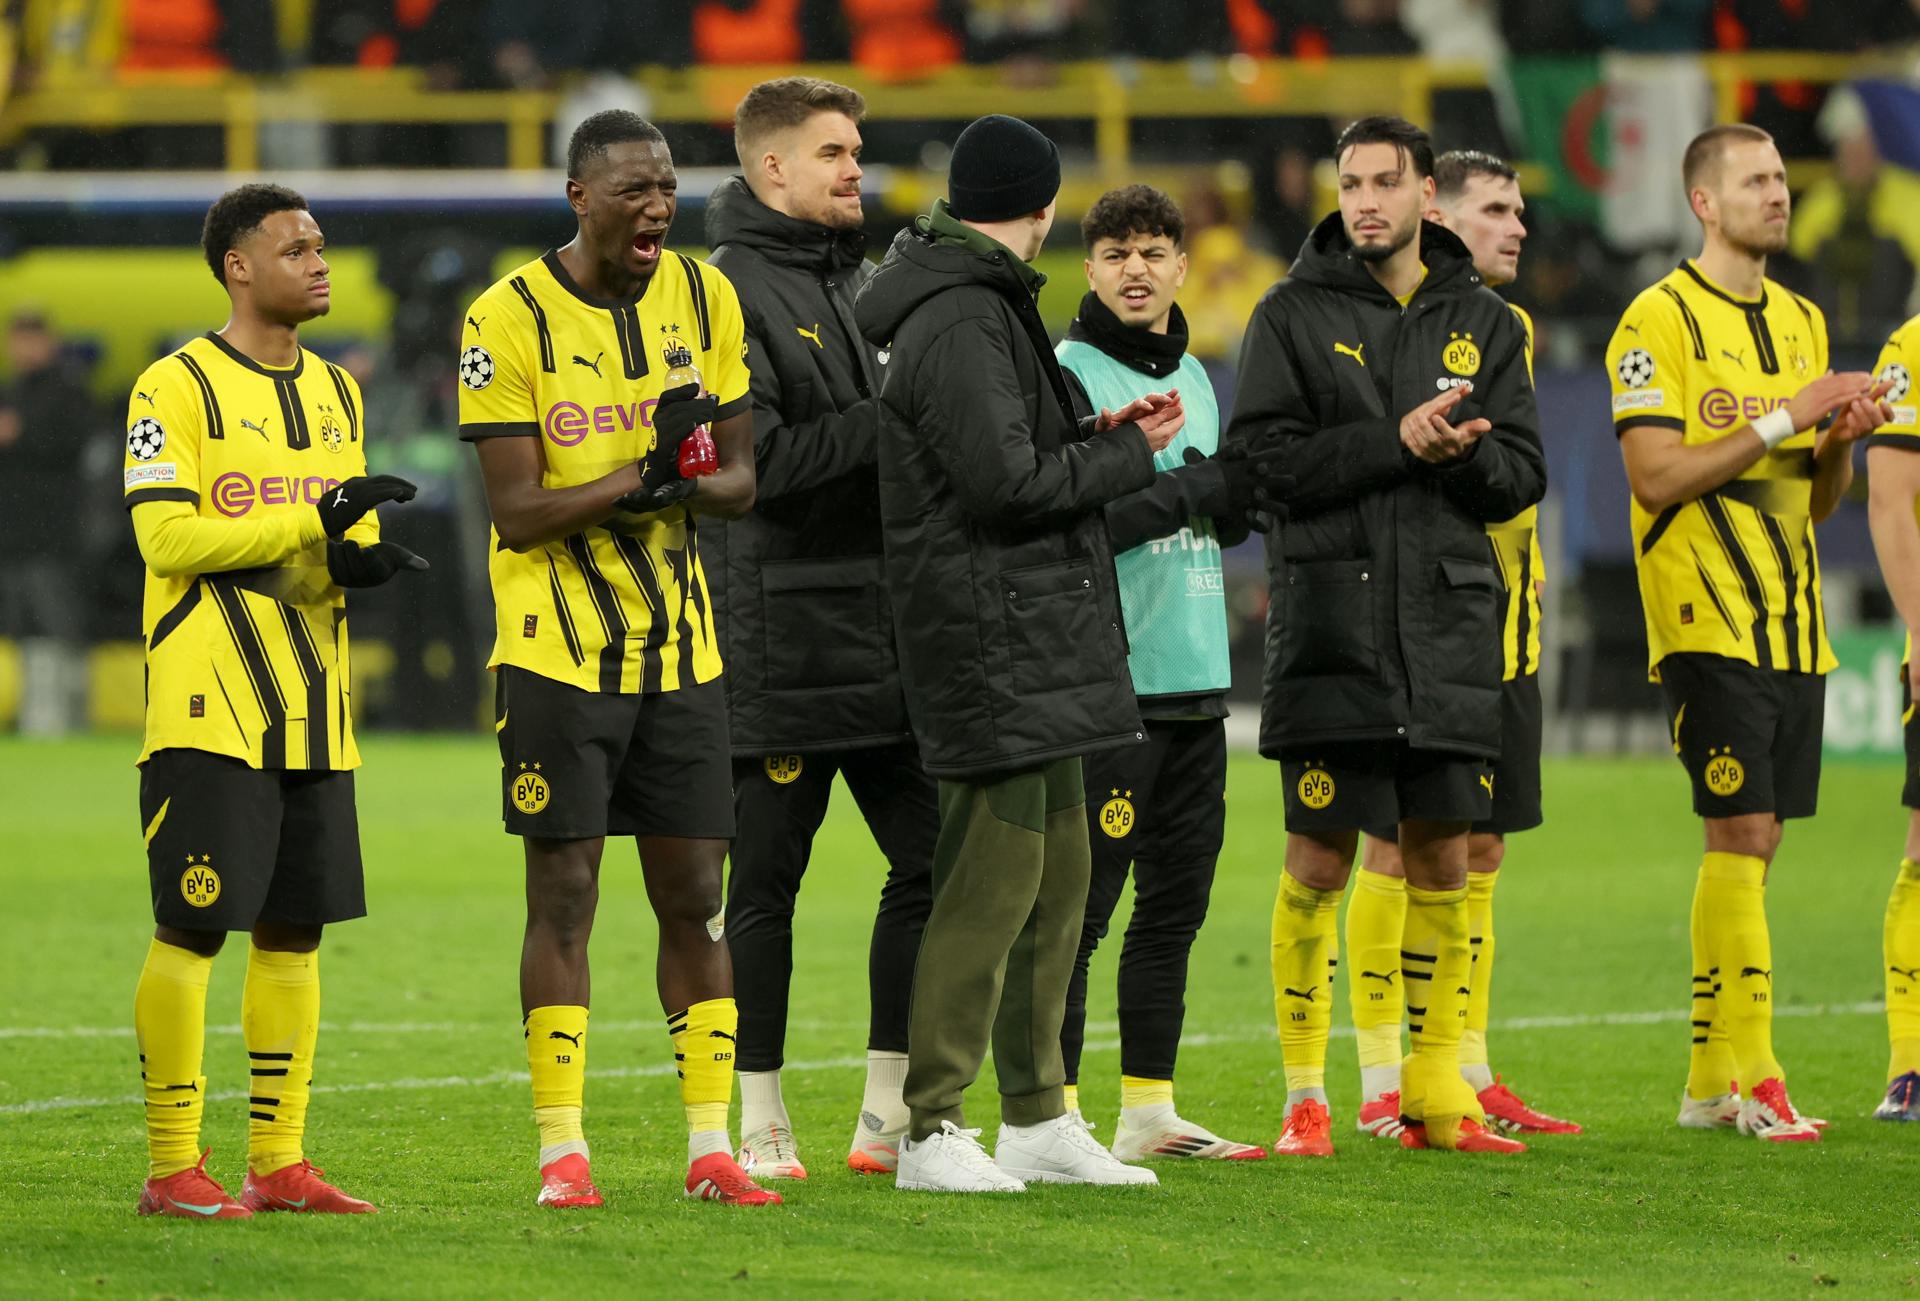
494, 665, 735, 840
1658, 652, 1823, 821
1281, 741, 1492, 834
140, 748, 365, 932
1476, 675, 1544, 836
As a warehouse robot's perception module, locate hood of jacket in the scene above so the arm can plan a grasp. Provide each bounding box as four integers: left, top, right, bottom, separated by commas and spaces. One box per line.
855, 199, 1044, 346
1287, 210, 1482, 302
703, 174, 869, 273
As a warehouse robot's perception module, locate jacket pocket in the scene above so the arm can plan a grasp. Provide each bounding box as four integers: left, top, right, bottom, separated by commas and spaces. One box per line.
761, 556, 889, 690
1434, 556, 1502, 685
1276, 558, 1377, 680
1000, 557, 1109, 695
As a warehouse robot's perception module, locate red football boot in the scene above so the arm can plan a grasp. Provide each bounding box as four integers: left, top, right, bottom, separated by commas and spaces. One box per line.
685, 1152, 783, 1205
138, 1149, 251, 1220
1272, 1098, 1334, 1157
241, 1160, 377, 1214
1478, 1076, 1583, 1135
537, 1152, 604, 1209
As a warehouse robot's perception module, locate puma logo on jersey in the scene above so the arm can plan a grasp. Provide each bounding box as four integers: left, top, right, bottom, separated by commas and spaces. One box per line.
467, 314, 485, 335
1721, 347, 1747, 369
1479, 773, 1495, 797
796, 323, 823, 349
1333, 341, 1366, 367
572, 351, 604, 377
136, 388, 158, 406
1360, 970, 1397, 986
239, 415, 271, 439
1283, 985, 1319, 1003
1740, 966, 1772, 983
1890, 965, 1920, 981
547, 1030, 582, 1047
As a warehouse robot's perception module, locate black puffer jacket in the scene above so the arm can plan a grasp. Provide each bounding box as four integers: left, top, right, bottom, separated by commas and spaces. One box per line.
702, 177, 907, 755
855, 204, 1156, 779
1228, 215, 1545, 759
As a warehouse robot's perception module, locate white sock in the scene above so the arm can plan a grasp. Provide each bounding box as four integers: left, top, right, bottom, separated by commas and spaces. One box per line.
1285, 1086, 1328, 1108
859, 1050, 908, 1132
739, 1068, 788, 1134
1120, 1101, 1176, 1129
688, 1128, 730, 1163
1461, 1063, 1495, 1092
1360, 1065, 1400, 1102
538, 1137, 589, 1168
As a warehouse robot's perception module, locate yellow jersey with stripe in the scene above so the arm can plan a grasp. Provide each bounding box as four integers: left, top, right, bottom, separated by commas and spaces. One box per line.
122, 333, 374, 770
458, 250, 749, 694
1606, 260, 1835, 679
1866, 313, 1920, 666
1487, 302, 1544, 680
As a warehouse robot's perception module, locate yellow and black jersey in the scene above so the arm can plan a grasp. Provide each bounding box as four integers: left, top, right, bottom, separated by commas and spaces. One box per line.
459, 249, 750, 694
122, 333, 375, 770
1606, 260, 1835, 679
1487, 302, 1544, 680
1866, 313, 1920, 666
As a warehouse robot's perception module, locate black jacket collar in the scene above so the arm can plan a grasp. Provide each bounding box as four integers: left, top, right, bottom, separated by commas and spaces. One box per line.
704, 175, 867, 274
1064, 292, 1189, 379
1288, 211, 1481, 303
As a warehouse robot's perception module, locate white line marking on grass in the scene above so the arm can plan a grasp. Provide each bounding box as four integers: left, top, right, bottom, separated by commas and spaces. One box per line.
0, 1002, 1884, 1117
0, 1017, 864, 1041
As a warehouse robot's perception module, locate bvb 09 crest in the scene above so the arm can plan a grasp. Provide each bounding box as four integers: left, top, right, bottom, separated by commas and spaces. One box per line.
1444, 331, 1481, 376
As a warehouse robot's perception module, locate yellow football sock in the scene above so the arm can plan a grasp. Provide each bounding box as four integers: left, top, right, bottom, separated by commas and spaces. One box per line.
1401, 883, 1482, 1139
1063, 1083, 1080, 1114
525, 1005, 589, 1166
134, 938, 212, 1180
1887, 859, 1920, 1080
1271, 870, 1341, 1095
1345, 868, 1406, 1038
670, 998, 737, 1160
1121, 1076, 1174, 1110
1687, 864, 1737, 1099
1463, 871, 1497, 1065
243, 945, 321, 1176
1700, 852, 1782, 1095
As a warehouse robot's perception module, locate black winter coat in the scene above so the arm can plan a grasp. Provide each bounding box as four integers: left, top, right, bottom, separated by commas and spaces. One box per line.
855, 215, 1156, 780
702, 177, 908, 755
1228, 215, 1545, 759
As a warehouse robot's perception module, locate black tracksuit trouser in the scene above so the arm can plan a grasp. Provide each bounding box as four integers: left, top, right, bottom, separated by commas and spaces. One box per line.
1061, 717, 1228, 1085
725, 741, 937, 1073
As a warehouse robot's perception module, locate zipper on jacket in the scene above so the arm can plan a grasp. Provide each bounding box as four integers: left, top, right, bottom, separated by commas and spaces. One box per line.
821, 272, 873, 398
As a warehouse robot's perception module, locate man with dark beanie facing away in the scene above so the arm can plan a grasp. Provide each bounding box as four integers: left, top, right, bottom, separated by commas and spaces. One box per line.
855, 114, 1183, 1193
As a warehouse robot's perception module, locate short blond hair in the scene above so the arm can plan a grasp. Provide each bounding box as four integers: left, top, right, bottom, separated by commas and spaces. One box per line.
733, 77, 866, 173
1682, 123, 1775, 194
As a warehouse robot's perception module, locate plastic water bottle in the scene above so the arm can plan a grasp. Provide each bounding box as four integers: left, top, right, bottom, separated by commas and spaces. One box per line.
663, 348, 718, 478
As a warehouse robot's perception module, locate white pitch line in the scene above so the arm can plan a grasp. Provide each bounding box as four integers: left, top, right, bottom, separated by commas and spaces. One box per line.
0, 1003, 1885, 1118
0, 1017, 867, 1041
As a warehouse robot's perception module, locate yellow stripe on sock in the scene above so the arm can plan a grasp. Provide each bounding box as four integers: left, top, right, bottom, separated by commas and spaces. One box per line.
1121, 1076, 1174, 1109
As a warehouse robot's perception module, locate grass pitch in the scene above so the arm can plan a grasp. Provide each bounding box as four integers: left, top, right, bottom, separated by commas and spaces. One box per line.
1, 734, 1916, 1298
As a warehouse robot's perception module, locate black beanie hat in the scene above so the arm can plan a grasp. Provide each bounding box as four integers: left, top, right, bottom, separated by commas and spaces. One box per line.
947, 115, 1061, 223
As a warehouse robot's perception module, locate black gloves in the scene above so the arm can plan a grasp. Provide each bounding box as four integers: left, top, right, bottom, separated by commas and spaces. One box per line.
316, 474, 418, 537
615, 383, 717, 514
327, 539, 429, 588
1185, 443, 1294, 535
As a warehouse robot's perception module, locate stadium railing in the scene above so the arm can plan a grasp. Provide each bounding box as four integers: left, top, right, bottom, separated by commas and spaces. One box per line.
0, 53, 1881, 182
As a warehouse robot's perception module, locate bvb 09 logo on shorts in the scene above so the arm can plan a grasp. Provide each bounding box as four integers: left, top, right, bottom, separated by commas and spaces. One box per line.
1704, 748, 1745, 797
180, 855, 220, 908
512, 762, 551, 814
1099, 789, 1135, 839
765, 755, 804, 784
1298, 767, 1336, 810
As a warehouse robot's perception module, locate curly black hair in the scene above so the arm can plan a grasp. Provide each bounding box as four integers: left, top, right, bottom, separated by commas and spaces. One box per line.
201, 183, 309, 285
567, 109, 667, 180
1080, 184, 1184, 252
1334, 115, 1435, 180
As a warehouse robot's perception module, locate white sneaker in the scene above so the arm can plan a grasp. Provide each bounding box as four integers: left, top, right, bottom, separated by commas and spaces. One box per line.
896, 1120, 1026, 1193
736, 1121, 808, 1179
1112, 1109, 1268, 1162
1736, 1078, 1821, 1144
848, 1108, 907, 1175
1676, 1087, 1741, 1130
995, 1113, 1159, 1186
